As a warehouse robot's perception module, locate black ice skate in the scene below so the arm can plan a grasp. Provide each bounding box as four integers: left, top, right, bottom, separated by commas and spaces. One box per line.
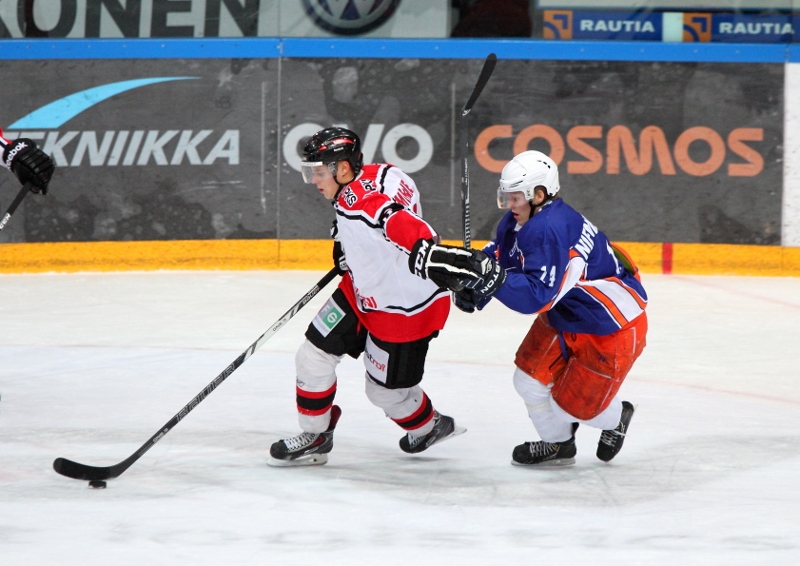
512, 424, 578, 467
399, 411, 466, 454
597, 401, 635, 462
268, 405, 342, 467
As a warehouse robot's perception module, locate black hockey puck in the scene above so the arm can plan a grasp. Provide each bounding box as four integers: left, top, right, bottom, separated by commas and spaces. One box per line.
88, 480, 107, 489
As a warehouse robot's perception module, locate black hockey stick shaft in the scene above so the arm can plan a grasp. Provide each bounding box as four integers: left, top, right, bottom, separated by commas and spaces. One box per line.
0, 181, 32, 231
460, 53, 497, 249
53, 268, 339, 482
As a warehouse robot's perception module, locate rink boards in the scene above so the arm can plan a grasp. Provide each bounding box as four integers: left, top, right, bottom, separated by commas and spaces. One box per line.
0, 38, 799, 274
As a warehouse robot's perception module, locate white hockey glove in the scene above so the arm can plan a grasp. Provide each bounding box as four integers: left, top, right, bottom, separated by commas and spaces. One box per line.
409, 238, 506, 297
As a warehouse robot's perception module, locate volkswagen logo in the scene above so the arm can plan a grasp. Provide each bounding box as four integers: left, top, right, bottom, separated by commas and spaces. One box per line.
303, 0, 401, 36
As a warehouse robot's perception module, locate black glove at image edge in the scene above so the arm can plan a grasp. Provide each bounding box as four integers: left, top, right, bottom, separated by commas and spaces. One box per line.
5, 138, 55, 195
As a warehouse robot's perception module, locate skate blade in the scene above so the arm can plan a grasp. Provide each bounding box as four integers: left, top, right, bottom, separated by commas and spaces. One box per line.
511, 457, 576, 467
267, 453, 329, 468
429, 425, 467, 449
451, 425, 467, 438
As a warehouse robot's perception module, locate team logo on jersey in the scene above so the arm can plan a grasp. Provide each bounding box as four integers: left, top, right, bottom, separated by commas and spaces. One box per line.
302, 0, 401, 36
343, 187, 358, 206
312, 298, 346, 337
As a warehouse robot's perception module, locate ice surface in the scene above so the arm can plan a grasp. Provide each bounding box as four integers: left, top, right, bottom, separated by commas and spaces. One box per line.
1, 270, 799, 565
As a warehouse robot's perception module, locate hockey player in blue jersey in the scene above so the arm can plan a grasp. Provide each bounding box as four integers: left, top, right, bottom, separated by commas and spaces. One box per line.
408, 150, 648, 466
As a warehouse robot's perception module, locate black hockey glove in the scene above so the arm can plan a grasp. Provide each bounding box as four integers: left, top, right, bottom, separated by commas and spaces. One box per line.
453, 288, 478, 313
4, 138, 55, 195
330, 220, 347, 275
332, 240, 348, 275
409, 238, 506, 297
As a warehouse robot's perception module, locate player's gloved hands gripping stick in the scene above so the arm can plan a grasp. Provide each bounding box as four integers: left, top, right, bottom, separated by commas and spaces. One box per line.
330, 220, 348, 276
409, 239, 506, 297
332, 241, 347, 275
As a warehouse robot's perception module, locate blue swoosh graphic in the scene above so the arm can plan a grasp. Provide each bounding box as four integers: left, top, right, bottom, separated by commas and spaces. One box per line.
9, 77, 199, 129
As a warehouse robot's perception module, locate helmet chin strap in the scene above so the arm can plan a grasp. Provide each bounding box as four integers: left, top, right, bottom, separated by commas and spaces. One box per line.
333, 184, 346, 201
530, 187, 556, 213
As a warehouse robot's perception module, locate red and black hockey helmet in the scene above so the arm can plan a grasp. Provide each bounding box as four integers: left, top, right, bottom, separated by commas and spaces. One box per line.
302, 127, 363, 176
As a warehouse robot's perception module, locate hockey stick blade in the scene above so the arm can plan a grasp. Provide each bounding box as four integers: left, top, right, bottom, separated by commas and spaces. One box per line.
460, 54, 498, 248
53, 268, 339, 482
0, 181, 32, 231
461, 53, 497, 117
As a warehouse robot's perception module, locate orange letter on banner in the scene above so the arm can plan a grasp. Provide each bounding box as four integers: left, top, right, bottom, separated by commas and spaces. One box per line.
643, 126, 676, 175
727, 128, 764, 177
513, 125, 564, 165
475, 125, 512, 173
674, 126, 725, 176
567, 125, 603, 174
607, 125, 675, 175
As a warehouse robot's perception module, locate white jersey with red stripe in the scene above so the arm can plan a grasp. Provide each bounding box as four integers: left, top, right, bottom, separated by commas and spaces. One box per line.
334, 163, 450, 342
485, 198, 647, 336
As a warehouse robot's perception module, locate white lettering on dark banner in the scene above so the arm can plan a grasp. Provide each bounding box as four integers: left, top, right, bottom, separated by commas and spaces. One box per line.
284, 122, 434, 174
579, 19, 656, 33
718, 22, 794, 36
5, 129, 240, 167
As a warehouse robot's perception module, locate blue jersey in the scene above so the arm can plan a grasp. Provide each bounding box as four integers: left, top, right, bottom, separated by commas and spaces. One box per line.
485, 199, 647, 336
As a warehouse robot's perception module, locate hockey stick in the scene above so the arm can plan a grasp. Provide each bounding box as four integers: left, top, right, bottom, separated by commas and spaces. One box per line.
460, 53, 497, 249
53, 268, 339, 483
0, 181, 32, 231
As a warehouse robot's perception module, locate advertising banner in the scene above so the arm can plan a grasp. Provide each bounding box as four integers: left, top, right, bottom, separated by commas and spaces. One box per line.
705, 13, 798, 43
273, 57, 785, 246
544, 10, 800, 43
0, 0, 448, 39
0, 56, 783, 246
1, 58, 278, 243
543, 10, 665, 41
464, 60, 783, 245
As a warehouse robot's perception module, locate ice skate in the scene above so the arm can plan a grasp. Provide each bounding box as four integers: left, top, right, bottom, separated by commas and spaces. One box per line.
399, 411, 466, 454
512, 423, 578, 466
268, 405, 342, 467
597, 401, 634, 462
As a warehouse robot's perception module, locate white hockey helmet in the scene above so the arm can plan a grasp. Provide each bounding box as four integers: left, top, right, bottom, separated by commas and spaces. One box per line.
497, 150, 560, 209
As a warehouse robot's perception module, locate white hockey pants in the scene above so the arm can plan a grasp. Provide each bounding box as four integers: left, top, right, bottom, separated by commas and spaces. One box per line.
512, 366, 622, 443
295, 339, 434, 436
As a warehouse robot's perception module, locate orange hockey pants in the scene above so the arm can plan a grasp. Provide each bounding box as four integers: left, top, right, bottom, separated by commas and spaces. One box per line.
513, 312, 648, 420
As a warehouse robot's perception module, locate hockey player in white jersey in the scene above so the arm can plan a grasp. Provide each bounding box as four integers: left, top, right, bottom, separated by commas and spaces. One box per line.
268, 127, 464, 467
0, 128, 54, 195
